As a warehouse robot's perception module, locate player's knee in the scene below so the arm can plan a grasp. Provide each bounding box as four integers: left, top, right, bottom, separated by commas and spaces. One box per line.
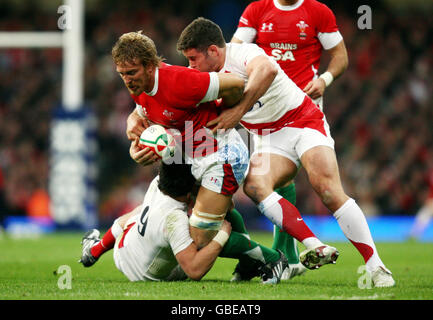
311, 178, 347, 211
243, 178, 271, 204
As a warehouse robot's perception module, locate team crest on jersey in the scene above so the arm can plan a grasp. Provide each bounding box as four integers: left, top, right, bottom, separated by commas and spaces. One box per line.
163, 109, 178, 125
163, 109, 174, 119
296, 21, 309, 39
260, 22, 274, 32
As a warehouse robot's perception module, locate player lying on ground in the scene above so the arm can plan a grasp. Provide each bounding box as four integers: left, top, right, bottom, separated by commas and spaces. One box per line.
80, 162, 288, 284
177, 18, 394, 287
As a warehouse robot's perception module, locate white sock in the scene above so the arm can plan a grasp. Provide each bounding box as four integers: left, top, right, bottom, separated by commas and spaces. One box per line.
334, 198, 384, 272
258, 192, 284, 227
302, 237, 324, 250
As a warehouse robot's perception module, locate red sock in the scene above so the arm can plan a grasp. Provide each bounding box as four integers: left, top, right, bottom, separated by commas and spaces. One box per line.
278, 198, 316, 242
259, 192, 316, 242
90, 228, 116, 259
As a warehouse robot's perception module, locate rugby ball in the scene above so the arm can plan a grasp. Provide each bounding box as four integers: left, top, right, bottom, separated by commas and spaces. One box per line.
138, 125, 176, 160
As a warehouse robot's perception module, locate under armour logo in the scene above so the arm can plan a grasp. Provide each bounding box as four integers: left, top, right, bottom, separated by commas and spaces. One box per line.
261, 23, 273, 32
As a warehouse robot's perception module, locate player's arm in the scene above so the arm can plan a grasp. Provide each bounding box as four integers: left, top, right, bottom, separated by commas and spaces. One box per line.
200, 71, 245, 108
216, 72, 245, 107
231, 2, 258, 44
207, 55, 278, 133
126, 107, 150, 141
175, 220, 231, 281
230, 36, 243, 44
129, 136, 160, 166
303, 39, 348, 99
231, 27, 257, 44
323, 40, 349, 80
127, 105, 158, 167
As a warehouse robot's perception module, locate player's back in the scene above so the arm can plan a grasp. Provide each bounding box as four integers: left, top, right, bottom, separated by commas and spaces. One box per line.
113, 177, 192, 281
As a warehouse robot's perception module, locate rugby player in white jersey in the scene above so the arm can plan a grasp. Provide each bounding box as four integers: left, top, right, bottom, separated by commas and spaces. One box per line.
176, 18, 394, 287
231, 0, 349, 279
80, 163, 288, 283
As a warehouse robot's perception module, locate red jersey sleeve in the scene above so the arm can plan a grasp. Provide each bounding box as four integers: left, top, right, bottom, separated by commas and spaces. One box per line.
167, 67, 211, 108
237, 1, 261, 30
314, 2, 339, 34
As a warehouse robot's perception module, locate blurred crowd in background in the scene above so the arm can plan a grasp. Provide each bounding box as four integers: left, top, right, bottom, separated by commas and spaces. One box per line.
0, 0, 432, 228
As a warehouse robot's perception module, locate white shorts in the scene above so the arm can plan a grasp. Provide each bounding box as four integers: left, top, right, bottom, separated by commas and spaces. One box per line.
252, 119, 335, 168
187, 129, 249, 196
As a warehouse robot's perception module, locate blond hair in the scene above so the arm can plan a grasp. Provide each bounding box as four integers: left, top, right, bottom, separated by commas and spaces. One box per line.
112, 31, 163, 67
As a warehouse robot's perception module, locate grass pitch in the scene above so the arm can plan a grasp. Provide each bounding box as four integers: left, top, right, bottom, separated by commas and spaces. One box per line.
0, 232, 432, 300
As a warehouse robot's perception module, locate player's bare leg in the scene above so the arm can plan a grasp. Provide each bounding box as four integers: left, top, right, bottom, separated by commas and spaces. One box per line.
301, 145, 394, 286
243, 152, 339, 269
189, 186, 232, 248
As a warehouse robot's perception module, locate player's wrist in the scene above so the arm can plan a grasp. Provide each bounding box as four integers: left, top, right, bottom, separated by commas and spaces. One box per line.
319, 71, 334, 87
213, 229, 229, 247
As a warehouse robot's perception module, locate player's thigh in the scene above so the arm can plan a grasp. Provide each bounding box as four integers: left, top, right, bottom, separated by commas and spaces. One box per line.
300, 145, 342, 187
300, 145, 348, 210
194, 185, 233, 214
245, 152, 298, 203
116, 205, 142, 229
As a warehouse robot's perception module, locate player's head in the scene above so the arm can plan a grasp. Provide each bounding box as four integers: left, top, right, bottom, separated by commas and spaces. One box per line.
112, 31, 163, 95
158, 162, 197, 200
177, 17, 225, 72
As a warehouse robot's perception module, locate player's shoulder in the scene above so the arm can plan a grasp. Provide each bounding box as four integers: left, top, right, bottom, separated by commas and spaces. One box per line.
228, 42, 262, 54
251, 0, 274, 8
158, 63, 206, 90
159, 63, 200, 77
304, 0, 335, 14
243, 0, 274, 14
231, 42, 268, 59
164, 208, 189, 231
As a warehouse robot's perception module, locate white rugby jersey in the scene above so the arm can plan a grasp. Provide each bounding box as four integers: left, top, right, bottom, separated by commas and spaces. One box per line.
113, 177, 193, 281
222, 43, 324, 134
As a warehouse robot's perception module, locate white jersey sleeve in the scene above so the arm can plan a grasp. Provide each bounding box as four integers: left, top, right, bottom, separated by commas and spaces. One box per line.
232, 27, 257, 43
318, 31, 343, 50
199, 72, 219, 104
164, 209, 193, 255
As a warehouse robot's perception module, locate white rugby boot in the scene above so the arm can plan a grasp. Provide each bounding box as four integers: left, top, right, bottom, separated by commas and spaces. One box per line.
371, 266, 395, 287
281, 262, 308, 280
79, 229, 100, 267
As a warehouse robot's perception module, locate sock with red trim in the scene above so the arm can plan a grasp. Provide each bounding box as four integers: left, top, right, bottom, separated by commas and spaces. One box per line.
258, 192, 322, 249
333, 198, 384, 272
90, 220, 123, 259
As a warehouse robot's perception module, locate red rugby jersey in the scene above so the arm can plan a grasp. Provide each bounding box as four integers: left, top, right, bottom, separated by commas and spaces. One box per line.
237, 0, 340, 89
132, 63, 219, 157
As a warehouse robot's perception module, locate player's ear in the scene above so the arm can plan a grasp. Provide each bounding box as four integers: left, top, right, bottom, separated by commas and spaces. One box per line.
207, 45, 219, 57
142, 61, 154, 75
